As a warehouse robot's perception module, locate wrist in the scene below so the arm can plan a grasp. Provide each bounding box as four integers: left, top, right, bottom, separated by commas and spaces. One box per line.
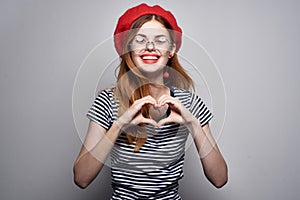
115, 119, 125, 130
111, 121, 124, 136
185, 118, 202, 136
184, 114, 199, 127
116, 114, 130, 128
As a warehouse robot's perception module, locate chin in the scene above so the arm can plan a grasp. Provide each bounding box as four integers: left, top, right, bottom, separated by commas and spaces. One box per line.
138, 64, 164, 73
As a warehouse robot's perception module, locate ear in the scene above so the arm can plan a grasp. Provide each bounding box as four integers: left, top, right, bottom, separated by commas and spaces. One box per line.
169, 43, 176, 58
170, 42, 176, 55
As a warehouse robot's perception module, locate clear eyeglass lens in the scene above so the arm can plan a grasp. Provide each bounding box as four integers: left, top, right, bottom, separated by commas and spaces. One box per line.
131, 36, 170, 50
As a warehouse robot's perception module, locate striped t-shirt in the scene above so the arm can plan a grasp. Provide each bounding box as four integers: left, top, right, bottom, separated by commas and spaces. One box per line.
87, 86, 213, 200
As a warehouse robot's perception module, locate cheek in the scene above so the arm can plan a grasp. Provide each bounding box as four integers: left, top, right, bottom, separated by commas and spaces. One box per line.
159, 53, 170, 64
130, 53, 141, 66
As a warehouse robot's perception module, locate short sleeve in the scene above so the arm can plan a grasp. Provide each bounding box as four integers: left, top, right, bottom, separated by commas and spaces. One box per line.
189, 93, 213, 127
86, 90, 113, 130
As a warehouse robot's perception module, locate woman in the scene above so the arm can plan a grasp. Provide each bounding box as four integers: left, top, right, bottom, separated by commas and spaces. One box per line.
73, 3, 228, 199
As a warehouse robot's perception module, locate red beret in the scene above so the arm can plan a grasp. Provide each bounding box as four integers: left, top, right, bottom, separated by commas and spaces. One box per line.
114, 3, 182, 55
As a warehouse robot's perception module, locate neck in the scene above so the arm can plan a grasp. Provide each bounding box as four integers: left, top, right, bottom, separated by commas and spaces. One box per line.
148, 83, 169, 100
144, 70, 164, 85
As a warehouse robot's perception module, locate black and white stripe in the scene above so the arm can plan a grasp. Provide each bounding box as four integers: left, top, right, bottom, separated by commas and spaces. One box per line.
87, 86, 213, 199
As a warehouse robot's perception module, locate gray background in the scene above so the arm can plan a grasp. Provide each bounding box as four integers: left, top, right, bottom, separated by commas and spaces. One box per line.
1, 0, 299, 199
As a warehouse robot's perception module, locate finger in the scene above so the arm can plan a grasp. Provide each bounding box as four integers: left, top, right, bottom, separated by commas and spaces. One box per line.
157, 112, 182, 127
131, 113, 158, 127
158, 95, 178, 106
119, 96, 157, 126
157, 118, 170, 127
130, 98, 156, 117
141, 118, 158, 127
135, 95, 156, 104
133, 96, 156, 110
157, 94, 171, 105
159, 98, 181, 112
157, 116, 180, 127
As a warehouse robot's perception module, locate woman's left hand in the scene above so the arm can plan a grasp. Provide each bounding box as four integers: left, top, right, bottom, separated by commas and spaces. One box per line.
156, 94, 195, 127
156, 95, 228, 188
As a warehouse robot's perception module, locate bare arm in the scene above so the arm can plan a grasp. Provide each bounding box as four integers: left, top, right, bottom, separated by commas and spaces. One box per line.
73, 121, 121, 189
188, 121, 228, 188
73, 95, 158, 189
157, 95, 228, 188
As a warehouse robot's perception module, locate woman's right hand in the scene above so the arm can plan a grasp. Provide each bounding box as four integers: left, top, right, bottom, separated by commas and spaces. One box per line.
116, 95, 158, 129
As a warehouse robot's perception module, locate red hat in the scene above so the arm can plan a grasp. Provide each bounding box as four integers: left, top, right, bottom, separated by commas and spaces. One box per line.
114, 3, 182, 55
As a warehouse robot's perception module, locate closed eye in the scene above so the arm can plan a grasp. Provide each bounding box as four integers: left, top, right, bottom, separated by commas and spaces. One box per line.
134, 35, 147, 44
155, 36, 167, 43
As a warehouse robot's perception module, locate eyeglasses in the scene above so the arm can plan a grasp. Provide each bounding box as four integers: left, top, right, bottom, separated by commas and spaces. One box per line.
130, 35, 171, 51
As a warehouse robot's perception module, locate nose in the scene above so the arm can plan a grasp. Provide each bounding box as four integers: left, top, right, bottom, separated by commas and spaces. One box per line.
146, 41, 155, 51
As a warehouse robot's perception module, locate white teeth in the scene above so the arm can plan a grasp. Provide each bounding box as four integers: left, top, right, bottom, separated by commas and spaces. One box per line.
142, 56, 158, 60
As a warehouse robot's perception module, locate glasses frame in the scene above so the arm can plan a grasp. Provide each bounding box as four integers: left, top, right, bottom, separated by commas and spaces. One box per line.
129, 34, 173, 51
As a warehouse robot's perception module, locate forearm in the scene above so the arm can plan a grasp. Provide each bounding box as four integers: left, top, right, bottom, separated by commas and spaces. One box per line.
74, 95, 158, 188
73, 122, 121, 188
200, 147, 228, 188
187, 120, 218, 157
185, 119, 228, 188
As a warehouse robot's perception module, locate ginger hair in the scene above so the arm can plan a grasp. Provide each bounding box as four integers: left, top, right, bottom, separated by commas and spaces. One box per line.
114, 15, 193, 152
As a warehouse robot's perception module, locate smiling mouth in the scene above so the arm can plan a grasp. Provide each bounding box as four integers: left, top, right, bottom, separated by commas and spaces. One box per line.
141, 54, 160, 64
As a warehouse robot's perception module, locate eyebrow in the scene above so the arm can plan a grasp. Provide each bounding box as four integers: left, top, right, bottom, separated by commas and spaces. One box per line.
135, 34, 168, 38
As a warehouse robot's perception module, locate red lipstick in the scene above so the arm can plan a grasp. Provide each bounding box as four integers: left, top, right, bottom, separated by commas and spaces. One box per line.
140, 53, 160, 64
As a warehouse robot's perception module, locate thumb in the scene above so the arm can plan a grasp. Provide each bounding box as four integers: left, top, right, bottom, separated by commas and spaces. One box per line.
157, 118, 171, 127
141, 118, 158, 127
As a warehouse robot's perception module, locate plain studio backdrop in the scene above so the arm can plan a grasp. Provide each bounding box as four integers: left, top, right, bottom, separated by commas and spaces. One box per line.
0, 0, 299, 199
